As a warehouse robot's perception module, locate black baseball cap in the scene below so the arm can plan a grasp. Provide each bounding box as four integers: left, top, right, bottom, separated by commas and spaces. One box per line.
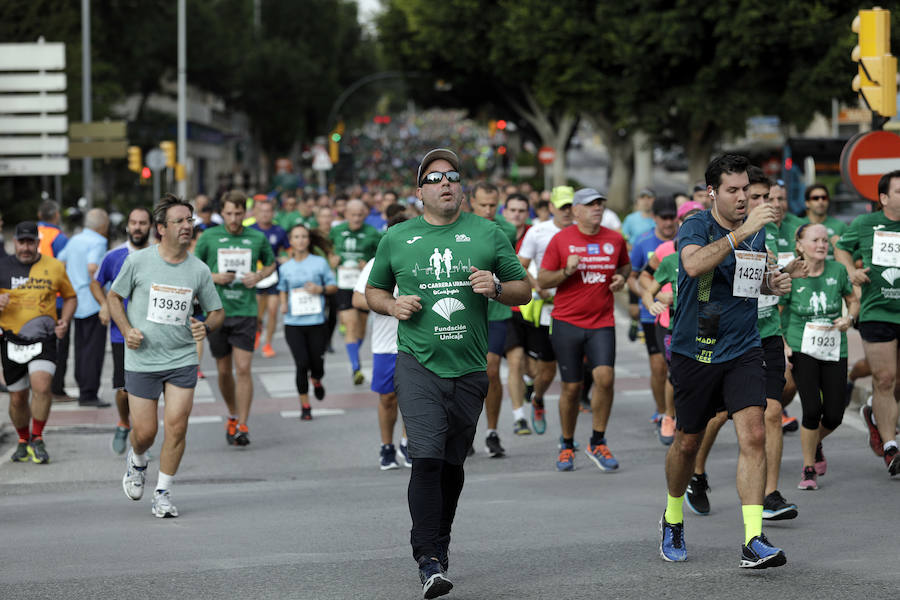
15, 221, 39, 240
652, 196, 677, 218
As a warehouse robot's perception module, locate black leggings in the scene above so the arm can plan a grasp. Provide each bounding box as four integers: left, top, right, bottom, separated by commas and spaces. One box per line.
284, 324, 328, 394
408, 458, 465, 561
792, 352, 847, 431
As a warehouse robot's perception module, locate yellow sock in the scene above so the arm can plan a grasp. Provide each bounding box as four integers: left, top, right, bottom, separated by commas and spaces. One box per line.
665, 493, 684, 524
742, 505, 763, 545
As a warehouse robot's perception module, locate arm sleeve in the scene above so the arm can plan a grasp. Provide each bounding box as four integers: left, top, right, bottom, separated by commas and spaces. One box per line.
355, 260, 375, 294
367, 235, 395, 291
51, 234, 68, 256
276, 264, 288, 292
109, 254, 135, 299
322, 260, 337, 287
193, 231, 209, 264
835, 218, 859, 253
55, 264, 77, 299
540, 234, 563, 271
88, 241, 106, 266
518, 227, 537, 260
197, 266, 223, 313
259, 236, 276, 267
630, 237, 645, 269
618, 234, 633, 269
676, 215, 708, 250
94, 254, 112, 285
492, 226, 527, 282
839, 264, 853, 297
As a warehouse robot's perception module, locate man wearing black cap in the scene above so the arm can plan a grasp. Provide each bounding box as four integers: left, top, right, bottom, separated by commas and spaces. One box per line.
366, 148, 530, 598
628, 196, 678, 442
0, 222, 77, 464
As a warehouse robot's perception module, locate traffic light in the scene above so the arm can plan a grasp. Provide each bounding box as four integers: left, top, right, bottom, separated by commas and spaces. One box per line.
160, 140, 176, 168
140, 166, 151, 181
851, 8, 897, 117
127, 145, 142, 173
496, 119, 507, 130
175, 163, 186, 182
329, 121, 345, 164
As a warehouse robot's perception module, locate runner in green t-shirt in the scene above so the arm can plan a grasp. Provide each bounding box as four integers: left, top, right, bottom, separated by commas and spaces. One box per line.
108, 195, 225, 519
782, 223, 858, 489
328, 199, 382, 385
835, 170, 900, 477
193, 191, 276, 447
365, 149, 529, 598
468, 181, 518, 456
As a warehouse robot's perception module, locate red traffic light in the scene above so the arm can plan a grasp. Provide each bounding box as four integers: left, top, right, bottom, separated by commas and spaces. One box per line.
141, 166, 151, 179
373, 115, 392, 124
496, 120, 507, 130
497, 145, 507, 155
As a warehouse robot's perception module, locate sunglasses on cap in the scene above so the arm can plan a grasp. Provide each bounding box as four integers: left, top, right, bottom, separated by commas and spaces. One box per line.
420, 170, 460, 186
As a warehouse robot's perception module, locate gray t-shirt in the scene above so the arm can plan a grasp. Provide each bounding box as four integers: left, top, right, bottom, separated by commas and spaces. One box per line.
110, 245, 222, 372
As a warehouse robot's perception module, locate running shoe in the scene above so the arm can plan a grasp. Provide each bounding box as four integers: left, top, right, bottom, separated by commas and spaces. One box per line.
740, 534, 786, 569
436, 538, 449, 574
398, 442, 413, 467
28, 439, 49, 464
650, 411, 662, 425
860, 404, 884, 457
151, 489, 179, 518
233, 424, 250, 446
353, 370, 365, 385
225, 417, 238, 445
781, 410, 798, 433
531, 402, 546, 435
122, 449, 146, 501
685, 473, 710, 515
659, 515, 687, 562
884, 446, 900, 477
628, 319, 638, 342
658, 415, 675, 446
513, 418, 531, 436
111, 425, 130, 455
300, 406, 313, 421
556, 448, 575, 471
10, 441, 29, 462
584, 440, 619, 471
313, 380, 326, 401
762, 490, 798, 521
418, 556, 452, 599
814, 443, 827, 476
557, 435, 580, 450
380, 444, 400, 470
579, 400, 591, 413
797, 466, 818, 490
197, 369, 205, 379
524, 381, 534, 404
485, 432, 505, 458
262, 343, 276, 358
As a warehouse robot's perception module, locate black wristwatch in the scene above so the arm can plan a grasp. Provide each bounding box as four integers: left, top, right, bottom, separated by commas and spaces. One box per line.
493, 282, 503, 300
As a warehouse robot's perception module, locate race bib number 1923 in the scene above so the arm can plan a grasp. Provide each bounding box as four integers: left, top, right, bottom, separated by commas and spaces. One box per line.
801, 321, 840, 362
147, 283, 193, 326
733, 251, 766, 298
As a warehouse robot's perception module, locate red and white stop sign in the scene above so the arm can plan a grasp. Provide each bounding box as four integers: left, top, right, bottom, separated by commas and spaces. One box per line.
840, 130, 900, 201
538, 146, 556, 165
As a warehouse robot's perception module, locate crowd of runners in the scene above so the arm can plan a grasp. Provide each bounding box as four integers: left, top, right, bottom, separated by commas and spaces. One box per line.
2, 150, 899, 598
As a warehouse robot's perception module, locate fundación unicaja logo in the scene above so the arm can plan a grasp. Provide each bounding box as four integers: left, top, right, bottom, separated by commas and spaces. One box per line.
883, 268, 900, 286
433, 298, 464, 322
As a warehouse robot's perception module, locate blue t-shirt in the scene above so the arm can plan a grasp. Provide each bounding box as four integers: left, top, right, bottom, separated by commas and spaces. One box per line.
365, 207, 387, 232
630, 229, 667, 323
671, 210, 765, 364
58, 228, 108, 318
250, 223, 289, 254
276, 255, 336, 326
94, 244, 134, 344
622, 212, 655, 243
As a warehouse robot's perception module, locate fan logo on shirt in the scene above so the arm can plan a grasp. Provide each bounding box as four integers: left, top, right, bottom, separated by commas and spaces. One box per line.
882, 268, 900, 286
433, 297, 465, 321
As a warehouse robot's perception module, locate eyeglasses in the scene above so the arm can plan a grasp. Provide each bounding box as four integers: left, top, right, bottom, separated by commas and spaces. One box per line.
808, 195, 828, 201
420, 170, 460, 186
167, 217, 196, 226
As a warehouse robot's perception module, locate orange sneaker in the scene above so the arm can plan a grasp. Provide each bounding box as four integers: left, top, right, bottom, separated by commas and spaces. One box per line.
262, 343, 276, 358
234, 423, 250, 446
225, 418, 238, 445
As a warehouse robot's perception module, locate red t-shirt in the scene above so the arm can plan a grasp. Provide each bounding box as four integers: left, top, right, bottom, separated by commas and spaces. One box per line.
541, 225, 628, 329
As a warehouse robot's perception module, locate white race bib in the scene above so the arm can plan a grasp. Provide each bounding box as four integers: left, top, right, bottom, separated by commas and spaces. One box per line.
256, 270, 278, 289
733, 251, 766, 298
337, 265, 361, 290
7, 340, 42, 364
800, 321, 840, 362
147, 283, 193, 326
539, 303, 553, 327
872, 230, 900, 268
217, 248, 252, 277
290, 288, 322, 316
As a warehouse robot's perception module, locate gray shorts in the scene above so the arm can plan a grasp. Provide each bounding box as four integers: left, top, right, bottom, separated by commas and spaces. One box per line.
395, 352, 488, 465
124, 365, 198, 400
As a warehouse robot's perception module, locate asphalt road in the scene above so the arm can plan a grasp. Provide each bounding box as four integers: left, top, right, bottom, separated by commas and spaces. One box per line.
0, 306, 897, 599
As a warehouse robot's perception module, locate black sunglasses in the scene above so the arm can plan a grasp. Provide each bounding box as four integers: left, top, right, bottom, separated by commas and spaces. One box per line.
420, 170, 460, 186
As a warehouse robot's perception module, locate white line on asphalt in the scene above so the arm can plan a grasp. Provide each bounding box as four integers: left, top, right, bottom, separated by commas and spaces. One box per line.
280, 409, 346, 418
156, 415, 223, 426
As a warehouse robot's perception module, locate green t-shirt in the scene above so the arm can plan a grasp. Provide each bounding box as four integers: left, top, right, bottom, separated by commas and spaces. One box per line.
277, 211, 318, 232
757, 227, 782, 340
801, 215, 847, 259
368, 212, 527, 377
329, 222, 382, 265
110, 246, 222, 372
193, 225, 275, 317
486, 216, 517, 322
653, 251, 678, 330
836, 211, 900, 324
780, 260, 852, 357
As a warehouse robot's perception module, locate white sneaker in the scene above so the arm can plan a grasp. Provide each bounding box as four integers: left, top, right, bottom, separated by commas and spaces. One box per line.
151, 489, 179, 518
122, 449, 146, 501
